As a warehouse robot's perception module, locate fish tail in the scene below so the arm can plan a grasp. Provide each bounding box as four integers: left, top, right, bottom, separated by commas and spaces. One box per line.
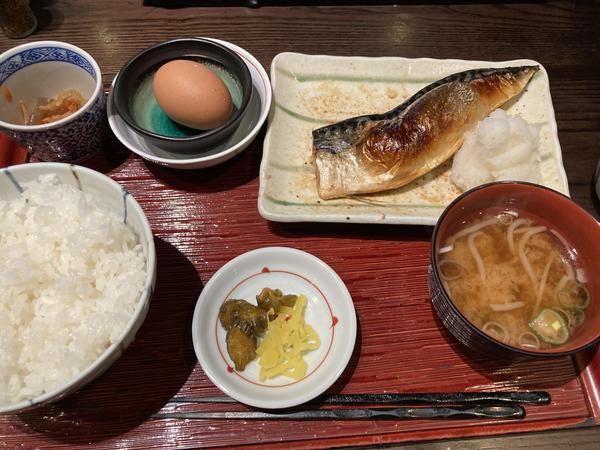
383, 65, 540, 118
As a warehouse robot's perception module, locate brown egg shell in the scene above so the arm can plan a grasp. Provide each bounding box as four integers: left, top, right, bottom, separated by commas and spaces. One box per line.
153, 59, 233, 130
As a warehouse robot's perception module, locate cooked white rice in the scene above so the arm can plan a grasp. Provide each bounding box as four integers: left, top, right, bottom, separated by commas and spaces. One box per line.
0, 173, 146, 405
451, 108, 542, 191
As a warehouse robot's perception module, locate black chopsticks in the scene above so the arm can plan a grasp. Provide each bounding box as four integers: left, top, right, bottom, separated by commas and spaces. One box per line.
168, 391, 550, 406
154, 405, 525, 420
151, 391, 549, 421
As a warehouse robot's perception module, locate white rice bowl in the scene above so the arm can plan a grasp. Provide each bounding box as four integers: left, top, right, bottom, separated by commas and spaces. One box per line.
0, 163, 156, 414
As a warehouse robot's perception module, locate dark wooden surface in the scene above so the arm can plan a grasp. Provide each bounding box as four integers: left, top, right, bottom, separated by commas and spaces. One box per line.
22, 0, 600, 219
1, 1, 600, 449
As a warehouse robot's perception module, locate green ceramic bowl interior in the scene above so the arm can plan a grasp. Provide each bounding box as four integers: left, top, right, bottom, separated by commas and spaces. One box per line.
130, 58, 244, 138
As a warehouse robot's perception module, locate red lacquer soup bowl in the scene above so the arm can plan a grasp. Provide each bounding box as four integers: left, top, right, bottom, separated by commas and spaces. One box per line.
429, 181, 600, 359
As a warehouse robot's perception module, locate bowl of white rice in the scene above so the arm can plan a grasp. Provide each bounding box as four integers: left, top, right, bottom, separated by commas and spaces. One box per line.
0, 162, 156, 414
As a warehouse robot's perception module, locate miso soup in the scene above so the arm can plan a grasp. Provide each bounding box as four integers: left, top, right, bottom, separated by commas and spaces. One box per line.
437, 210, 590, 350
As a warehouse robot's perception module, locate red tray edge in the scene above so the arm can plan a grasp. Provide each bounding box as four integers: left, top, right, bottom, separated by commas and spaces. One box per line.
575, 345, 600, 420
0, 133, 29, 168
232, 416, 598, 449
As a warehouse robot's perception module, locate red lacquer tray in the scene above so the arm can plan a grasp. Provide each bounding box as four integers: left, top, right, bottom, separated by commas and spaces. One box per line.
0, 133, 28, 168
1, 134, 599, 449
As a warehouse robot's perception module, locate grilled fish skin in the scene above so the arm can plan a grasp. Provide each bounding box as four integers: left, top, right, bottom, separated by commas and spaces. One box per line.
312, 66, 540, 199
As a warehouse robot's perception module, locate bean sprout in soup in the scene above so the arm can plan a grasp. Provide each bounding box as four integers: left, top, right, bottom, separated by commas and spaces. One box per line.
438, 211, 590, 350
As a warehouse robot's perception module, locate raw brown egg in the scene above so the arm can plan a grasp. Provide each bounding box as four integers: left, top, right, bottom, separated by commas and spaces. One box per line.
152, 59, 233, 130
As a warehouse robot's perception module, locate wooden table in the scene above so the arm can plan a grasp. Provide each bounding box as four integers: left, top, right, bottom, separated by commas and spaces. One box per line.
1, 1, 600, 448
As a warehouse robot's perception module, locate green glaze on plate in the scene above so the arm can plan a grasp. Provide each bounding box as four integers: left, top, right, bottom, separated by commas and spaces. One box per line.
130, 59, 243, 138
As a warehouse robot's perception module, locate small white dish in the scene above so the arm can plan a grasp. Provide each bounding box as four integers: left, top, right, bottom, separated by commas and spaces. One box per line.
192, 247, 356, 409
107, 38, 271, 169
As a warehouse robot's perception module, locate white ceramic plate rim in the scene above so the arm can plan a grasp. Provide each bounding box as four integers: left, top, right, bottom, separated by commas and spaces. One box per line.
192, 246, 356, 409
258, 53, 569, 226
107, 38, 271, 166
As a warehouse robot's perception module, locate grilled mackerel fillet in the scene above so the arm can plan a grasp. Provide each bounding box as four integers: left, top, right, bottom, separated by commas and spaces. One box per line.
312, 66, 539, 199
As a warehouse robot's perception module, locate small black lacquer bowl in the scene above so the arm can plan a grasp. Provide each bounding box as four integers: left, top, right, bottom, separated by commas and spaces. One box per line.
112, 38, 252, 152
429, 181, 600, 359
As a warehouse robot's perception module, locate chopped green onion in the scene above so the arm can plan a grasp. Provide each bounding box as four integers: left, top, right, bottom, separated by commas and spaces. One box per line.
518, 331, 540, 350
529, 308, 570, 345
566, 307, 586, 328
553, 307, 585, 330
553, 307, 570, 324
557, 283, 590, 309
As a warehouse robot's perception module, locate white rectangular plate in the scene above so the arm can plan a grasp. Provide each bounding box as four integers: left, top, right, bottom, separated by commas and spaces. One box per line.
258, 53, 569, 225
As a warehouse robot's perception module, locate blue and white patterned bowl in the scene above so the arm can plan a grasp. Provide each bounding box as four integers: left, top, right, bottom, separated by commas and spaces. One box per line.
0, 41, 104, 162
0, 162, 156, 414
